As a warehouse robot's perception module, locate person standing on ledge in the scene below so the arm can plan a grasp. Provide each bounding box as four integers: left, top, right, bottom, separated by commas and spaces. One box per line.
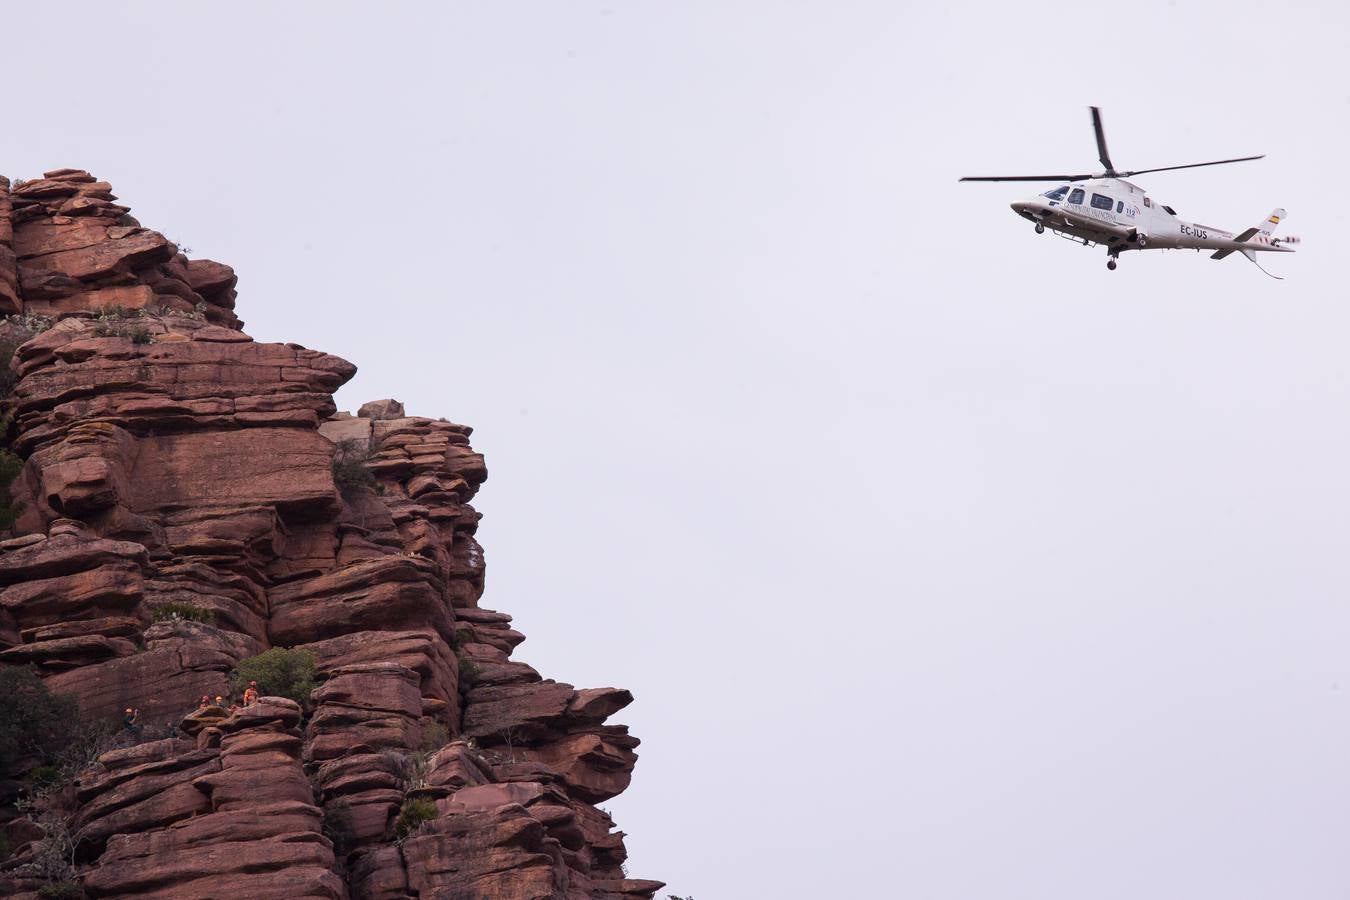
242, 681, 260, 706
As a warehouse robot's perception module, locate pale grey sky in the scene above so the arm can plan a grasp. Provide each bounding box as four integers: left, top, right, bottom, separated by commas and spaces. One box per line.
7, 2, 1350, 897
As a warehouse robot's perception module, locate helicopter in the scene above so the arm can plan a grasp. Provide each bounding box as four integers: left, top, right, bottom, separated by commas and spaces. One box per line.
960, 107, 1298, 277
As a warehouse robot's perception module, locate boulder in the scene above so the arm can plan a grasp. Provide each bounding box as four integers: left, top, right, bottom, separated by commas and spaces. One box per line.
357, 399, 404, 420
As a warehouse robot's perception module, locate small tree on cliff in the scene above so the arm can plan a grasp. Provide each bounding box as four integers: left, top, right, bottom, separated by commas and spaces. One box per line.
0, 338, 29, 532
0, 667, 78, 778
0, 449, 24, 531
332, 439, 377, 497
230, 648, 317, 710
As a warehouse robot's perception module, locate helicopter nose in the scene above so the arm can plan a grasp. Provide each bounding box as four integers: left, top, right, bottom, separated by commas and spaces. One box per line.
1010, 200, 1037, 221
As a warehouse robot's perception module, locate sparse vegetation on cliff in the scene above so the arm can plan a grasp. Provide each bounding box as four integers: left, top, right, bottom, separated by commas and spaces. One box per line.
0, 668, 79, 777
149, 601, 216, 624
322, 800, 357, 858
457, 655, 481, 690
422, 720, 450, 751
36, 880, 85, 900
392, 797, 438, 842
0, 449, 24, 531
332, 438, 377, 495
0, 339, 31, 531
230, 647, 317, 709
88, 306, 155, 344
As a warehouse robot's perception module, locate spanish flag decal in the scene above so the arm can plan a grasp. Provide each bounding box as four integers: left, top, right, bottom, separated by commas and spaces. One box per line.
1269, 214, 1281, 224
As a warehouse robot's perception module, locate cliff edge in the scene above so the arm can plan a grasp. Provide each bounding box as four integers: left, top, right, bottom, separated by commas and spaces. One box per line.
0, 169, 660, 899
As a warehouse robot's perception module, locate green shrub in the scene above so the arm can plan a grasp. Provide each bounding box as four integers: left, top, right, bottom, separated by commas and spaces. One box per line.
322, 800, 357, 857
91, 322, 153, 343
422, 721, 450, 752
27, 764, 62, 788
392, 797, 438, 841
57, 719, 120, 779
0, 449, 25, 531
332, 439, 376, 495
230, 648, 316, 710
149, 602, 215, 624
457, 656, 480, 691
37, 882, 85, 900
0, 667, 78, 777
0, 313, 54, 336
89, 308, 154, 344
0, 337, 27, 530
0, 340, 22, 400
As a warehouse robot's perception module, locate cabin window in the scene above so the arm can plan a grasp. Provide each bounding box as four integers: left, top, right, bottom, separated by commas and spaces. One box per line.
1143, 197, 1152, 208
1090, 193, 1113, 210
1041, 186, 1069, 200
1116, 201, 1124, 213
1068, 188, 1085, 205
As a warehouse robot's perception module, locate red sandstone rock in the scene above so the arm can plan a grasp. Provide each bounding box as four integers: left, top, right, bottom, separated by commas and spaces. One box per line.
402, 804, 561, 899
349, 844, 408, 899
0, 169, 658, 900
357, 398, 404, 420
269, 556, 452, 646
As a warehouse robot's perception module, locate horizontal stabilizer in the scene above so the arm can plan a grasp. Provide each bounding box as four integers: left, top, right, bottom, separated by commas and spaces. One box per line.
1210, 227, 1260, 260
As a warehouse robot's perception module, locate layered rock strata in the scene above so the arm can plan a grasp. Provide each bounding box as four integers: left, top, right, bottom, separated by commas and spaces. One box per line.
0, 170, 659, 899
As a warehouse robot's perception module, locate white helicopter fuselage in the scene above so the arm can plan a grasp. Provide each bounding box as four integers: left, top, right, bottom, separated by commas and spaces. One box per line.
1010, 177, 1295, 256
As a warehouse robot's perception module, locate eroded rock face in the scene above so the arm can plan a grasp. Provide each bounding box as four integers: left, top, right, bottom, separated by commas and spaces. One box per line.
0, 171, 658, 900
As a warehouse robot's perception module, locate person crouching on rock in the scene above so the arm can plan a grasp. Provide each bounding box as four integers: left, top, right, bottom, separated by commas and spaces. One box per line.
197, 694, 211, 711
242, 681, 260, 706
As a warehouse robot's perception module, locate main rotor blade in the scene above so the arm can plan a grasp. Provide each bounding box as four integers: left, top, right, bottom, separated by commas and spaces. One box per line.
1118, 155, 1265, 177
958, 174, 1094, 182
1091, 106, 1115, 175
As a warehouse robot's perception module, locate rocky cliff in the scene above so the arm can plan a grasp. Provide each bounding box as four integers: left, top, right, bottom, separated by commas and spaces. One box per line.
0, 169, 661, 899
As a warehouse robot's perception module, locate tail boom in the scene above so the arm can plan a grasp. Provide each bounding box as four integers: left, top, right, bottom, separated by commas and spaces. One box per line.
1211, 208, 1297, 259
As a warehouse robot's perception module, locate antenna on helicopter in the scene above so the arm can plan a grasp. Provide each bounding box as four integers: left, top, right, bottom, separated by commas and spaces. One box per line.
958, 107, 1264, 182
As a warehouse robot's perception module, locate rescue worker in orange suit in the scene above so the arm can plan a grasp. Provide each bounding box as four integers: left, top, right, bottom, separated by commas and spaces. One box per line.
242, 681, 260, 706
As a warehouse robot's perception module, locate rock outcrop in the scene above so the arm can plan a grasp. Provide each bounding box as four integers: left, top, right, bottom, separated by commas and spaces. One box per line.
0, 171, 659, 899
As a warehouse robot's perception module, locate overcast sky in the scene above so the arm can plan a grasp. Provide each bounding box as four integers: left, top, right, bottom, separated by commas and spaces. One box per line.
7, 2, 1350, 897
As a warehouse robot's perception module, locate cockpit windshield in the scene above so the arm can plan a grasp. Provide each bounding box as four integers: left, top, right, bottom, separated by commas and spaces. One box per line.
1041, 186, 1070, 200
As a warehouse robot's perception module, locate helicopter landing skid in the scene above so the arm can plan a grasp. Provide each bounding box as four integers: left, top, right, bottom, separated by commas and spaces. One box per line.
1050, 228, 1098, 249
